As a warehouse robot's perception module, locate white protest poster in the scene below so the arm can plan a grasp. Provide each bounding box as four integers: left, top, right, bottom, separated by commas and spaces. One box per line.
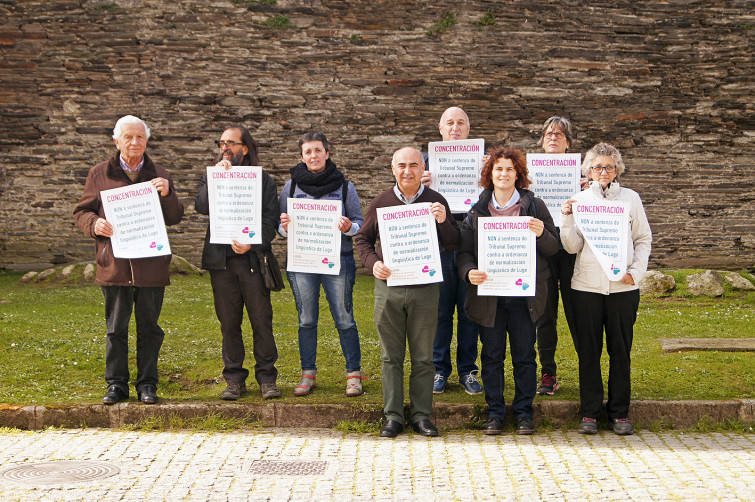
206, 165, 263, 245
428, 138, 484, 213
476, 217, 536, 297
527, 153, 582, 227
376, 203, 443, 287
101, 181, 171, 259
286, 198, 342, 275
573, 199, 630, 281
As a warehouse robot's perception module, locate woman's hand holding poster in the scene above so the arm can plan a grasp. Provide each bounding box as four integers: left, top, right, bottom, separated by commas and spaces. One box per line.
206, 165, 262, 245
101, 181, 171, 259
376, 203, 443, 287
428, 139, 484, 213
527, 153, 581, 227
573, 200, 629, 280
286, 199, 342, 275
476, 217, 535, 297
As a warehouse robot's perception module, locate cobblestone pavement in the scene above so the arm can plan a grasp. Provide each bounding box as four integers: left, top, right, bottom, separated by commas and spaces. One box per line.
0, 428, 752, 501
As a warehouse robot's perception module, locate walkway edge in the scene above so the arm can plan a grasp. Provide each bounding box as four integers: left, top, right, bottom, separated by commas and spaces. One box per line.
1, 399, 753, 430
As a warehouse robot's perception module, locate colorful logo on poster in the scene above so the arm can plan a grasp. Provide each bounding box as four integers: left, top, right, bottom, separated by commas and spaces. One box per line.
421, 265, 436, 277
322, 257, 335, 268
515, 278, 530, 290
242, 226, 256, 239
149, 241, 164, 251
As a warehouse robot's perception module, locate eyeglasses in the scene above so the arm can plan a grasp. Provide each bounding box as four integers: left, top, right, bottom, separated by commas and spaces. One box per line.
215, 140, 243, 149
590, 165, 617, 173
544, 132, 565, 140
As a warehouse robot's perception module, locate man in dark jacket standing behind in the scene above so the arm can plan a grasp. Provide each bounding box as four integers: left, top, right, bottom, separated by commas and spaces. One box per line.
74, 115, 184, 405
195, 126, 281, 400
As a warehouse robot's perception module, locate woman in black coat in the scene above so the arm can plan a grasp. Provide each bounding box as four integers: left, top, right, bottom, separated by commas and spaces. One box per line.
457, 147, 559, 435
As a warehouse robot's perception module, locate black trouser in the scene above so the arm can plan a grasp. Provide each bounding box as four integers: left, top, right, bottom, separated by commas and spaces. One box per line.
210, 254, 278, 386
102, 285, 165, 394
536, 248, 577, 377
572, 289, 639, 420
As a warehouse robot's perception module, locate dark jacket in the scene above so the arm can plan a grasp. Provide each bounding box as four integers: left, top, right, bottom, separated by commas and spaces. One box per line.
73, 153, 184, 287
194, 168, 280, 271
457, 188, 559, 327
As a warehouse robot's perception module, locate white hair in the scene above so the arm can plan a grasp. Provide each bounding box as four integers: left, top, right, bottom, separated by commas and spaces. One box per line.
112, 115, 150, 140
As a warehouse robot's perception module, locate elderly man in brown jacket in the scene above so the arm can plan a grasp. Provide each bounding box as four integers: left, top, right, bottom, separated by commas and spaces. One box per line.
74, 115, 184, 405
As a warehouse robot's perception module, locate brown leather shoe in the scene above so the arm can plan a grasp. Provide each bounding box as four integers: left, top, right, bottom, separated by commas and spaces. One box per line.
261, 382, 281, 399
220, 382, 247, 401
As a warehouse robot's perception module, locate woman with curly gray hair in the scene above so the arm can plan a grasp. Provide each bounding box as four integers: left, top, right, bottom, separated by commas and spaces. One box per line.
559, 142, 652, 436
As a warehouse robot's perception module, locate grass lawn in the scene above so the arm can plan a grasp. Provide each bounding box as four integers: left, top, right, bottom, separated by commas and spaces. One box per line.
0, 269, 753, 406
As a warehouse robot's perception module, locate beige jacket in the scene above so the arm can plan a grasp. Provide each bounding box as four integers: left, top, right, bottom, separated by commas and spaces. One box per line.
560, 181, 652, 295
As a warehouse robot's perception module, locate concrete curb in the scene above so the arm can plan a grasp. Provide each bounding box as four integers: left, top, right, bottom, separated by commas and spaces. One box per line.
2, 399, 753, 430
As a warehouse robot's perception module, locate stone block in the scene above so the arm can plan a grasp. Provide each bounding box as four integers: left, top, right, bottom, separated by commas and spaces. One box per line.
37, 404, 111, 429
639, 270, 676, 295
629, 400, 741, 428
724, 272, 755, 290
0, 405, 33, 430
687, 270, 724, 296
433, 403, 479, 428
274, 403, 381, 428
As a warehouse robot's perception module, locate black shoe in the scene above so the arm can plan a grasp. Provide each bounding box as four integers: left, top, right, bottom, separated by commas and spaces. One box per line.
379, 420, 404, 438
411, 419, 439, 437
138, 385, 158, 404
611, 418, 634, 436
102, 385, 128, 405
578, 417, 598, 434
482, 417, 503, 435
516, 417, 535, 435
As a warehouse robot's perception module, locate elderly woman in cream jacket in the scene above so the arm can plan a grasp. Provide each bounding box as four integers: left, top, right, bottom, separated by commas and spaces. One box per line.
560, 142, 652, 436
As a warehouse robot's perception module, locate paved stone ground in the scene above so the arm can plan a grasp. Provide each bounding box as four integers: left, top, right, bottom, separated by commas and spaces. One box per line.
0, 428, 752, 501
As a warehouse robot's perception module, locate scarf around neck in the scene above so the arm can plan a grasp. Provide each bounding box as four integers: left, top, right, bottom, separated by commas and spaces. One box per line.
289, 158, 345, 198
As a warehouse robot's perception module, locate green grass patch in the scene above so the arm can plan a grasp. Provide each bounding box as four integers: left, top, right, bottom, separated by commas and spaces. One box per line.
0, 270, 753, 407
427, 11, 456, 36
118, 412, 261, 432
335, 419, 381, 434
474, 9, 497, 29
263, 14, 293, 30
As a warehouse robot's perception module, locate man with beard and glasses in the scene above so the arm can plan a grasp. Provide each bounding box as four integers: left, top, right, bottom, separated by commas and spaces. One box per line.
195, 126, 282, 400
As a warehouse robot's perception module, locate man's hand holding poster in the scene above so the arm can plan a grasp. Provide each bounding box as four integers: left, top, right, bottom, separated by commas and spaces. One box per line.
206, 165, 262, 245
573, 200, 629, 281
527, 153, 581, 227
101, 181, 171, 259
476, 217, 536, 297
376, 203, 443, 287
428, 139, 484, 213
286, 198, 342, 275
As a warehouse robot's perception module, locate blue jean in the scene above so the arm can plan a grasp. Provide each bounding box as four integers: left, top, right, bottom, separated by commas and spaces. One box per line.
433, 247, 479, 378
478, 297, 537, 420
287, 254, 361, 372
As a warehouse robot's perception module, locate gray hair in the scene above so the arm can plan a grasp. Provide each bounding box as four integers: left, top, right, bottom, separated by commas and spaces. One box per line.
540, 116, 573, 149
581, 142, 626, 177
391, 146, 423, 166
113, 115, 150, 140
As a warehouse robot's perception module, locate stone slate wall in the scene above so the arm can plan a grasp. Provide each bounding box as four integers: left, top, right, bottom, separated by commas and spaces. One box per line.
1, 0, 753, 271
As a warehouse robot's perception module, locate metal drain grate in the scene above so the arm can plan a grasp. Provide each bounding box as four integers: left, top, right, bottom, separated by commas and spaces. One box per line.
0, 461, 121, 485
249, 459, 329, 476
